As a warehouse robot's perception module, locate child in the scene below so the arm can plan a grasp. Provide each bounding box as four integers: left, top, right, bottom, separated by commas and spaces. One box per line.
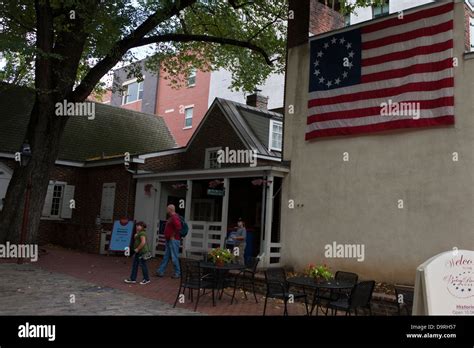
124, 221, 151, 285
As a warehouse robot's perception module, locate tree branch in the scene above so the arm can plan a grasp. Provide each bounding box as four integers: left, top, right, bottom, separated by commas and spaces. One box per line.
71, 0, 197, 102
133, 33, 273, 66
228, 0, 255, 9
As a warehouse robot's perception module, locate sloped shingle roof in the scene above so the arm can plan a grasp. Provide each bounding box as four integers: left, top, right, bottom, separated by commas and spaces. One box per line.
0, 85, 176, 162
215, 98, 283, 158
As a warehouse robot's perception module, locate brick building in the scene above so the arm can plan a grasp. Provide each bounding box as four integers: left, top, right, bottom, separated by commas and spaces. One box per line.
1, 84, 286, 268
0, 85, 175, 253
107, 58, 285, 147
132, 96, 287, 268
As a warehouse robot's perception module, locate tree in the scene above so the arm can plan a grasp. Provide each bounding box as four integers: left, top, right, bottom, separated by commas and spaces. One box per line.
0, 0, 287, 243
0, 0, 382, 244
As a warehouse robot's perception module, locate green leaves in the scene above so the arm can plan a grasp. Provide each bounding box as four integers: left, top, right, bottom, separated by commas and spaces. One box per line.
0, 0, 382, 94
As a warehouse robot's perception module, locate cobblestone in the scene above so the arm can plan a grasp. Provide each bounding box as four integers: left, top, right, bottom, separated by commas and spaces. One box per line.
0, 263, 199, 316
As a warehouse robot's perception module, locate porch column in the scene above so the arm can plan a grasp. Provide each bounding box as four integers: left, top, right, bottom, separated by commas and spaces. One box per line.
221, 178, 230, 249
151, 181, 161, 256
262, 175, 274, 268
183, 180, 193, 251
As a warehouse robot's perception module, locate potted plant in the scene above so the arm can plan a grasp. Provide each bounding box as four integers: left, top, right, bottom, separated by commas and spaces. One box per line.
208, 248, 234, 267
305, 263, 333, 283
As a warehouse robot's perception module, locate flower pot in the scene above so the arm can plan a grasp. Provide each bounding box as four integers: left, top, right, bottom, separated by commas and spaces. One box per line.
215, 260, 225, 267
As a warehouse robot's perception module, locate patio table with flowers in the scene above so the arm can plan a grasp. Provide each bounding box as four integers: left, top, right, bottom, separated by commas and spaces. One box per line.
199, 248, 246, 303
287, 264, 353, 315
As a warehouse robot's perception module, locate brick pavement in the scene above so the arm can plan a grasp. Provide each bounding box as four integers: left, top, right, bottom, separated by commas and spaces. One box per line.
0, 246, 308, 316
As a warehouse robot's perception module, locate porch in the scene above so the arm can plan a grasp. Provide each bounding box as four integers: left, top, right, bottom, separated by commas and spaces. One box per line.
134, 166, 288, 268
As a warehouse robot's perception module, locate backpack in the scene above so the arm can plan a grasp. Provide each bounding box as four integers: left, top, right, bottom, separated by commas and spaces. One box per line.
178, 215, 189, 238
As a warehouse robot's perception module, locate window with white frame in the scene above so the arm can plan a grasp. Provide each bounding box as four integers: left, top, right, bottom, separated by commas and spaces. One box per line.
42, 182, 75, 219
122, 80, 144, 104
184, 107, 193, 128
269, 120, 283, 151
100, 183, 116, 223
187, 68, 197, 87
372, 0, 389, 18
205, 147, 222, 169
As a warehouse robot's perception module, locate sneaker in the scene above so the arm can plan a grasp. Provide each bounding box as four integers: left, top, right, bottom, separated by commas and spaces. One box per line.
171, 274, 180, 279
156, 273, 164, 278
140, 279, 151, 285
124, 279, 136, 284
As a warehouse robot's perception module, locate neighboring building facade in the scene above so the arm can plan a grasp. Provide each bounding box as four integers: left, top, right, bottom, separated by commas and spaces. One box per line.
347, 0, 435, 26
108, 58, 285, 147
311, 0, 474, 51
109, 59, 159, 115
281, 0, 474, 284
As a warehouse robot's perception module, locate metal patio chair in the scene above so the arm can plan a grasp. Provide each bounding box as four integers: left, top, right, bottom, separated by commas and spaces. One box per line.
173, 258, 217, 312
263, 267, 309, 316
327, 280, 375, 316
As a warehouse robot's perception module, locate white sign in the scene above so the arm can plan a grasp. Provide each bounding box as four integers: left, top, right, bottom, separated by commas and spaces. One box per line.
413, 250, 473, 315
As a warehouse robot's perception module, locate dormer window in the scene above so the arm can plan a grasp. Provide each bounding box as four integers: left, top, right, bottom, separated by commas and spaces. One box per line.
269, 120, 283, 151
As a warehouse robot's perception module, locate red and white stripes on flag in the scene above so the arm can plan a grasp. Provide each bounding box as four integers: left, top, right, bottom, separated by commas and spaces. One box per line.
306, 2, 454, 140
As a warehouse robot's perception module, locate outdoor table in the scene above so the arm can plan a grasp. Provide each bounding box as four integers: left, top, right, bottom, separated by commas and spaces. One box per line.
199, 262, 247, 303
287, 276, 354, 315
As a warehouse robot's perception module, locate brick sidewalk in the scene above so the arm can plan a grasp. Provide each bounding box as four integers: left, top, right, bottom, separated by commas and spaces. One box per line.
6, 246, 308, 316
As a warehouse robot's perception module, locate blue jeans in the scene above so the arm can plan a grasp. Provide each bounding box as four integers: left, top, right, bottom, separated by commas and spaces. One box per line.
130, 253, 150, 281
157, 239, 181, 276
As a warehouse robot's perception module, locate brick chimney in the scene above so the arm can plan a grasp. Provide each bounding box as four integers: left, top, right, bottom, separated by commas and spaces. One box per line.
309, 0, 344, 36
246, 89, 269, 109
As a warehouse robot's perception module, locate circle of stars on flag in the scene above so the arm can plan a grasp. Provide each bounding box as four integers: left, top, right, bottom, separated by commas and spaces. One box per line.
313, 36, 355, 89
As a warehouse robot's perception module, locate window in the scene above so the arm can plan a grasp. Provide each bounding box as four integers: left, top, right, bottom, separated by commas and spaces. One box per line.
470, 17, 474, 51
372, 0, 389, 18
184, 107, 193, 128
205, 147, 222, 169
269, 120, 283, 151
41, 182, 75, 219
344, 14, 351, 27
122, 80, 144, 104
187, 69, 197, 87
100, 183, 116, 223
50, 185, 63, 217
192, 200, 214, 221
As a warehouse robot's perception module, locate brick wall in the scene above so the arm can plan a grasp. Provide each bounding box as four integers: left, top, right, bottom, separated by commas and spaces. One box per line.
156, 66, 211, 146
0, 158, 136, 253
39, 164, 136, 253
309, 0, 345, 36
140, 107, 282, 173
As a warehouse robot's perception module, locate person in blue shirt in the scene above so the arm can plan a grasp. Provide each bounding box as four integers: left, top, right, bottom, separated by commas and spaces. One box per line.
226, 218, 247, 264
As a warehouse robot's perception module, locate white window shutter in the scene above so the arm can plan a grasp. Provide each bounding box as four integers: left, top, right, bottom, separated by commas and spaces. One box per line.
60, 185, 75, 219
42, 183, 54, 217
100, 183, 116, 222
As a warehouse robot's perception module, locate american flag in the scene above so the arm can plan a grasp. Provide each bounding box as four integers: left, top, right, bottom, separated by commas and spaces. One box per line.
306, 2, 454, 140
